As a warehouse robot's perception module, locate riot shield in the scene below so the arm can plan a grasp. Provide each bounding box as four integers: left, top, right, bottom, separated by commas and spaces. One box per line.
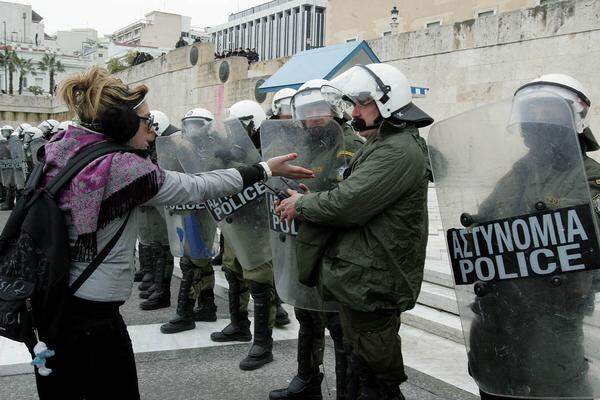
429, 91, 600, 398
155, 133, 218, 259
28, 137, 47, 165
260, 119, 347, 311
177, 119, 271, 270
0, 141, 13, 187
8, 136, 27, 189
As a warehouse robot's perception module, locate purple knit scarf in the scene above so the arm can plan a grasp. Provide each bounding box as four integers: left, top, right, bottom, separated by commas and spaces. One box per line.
43, 125, 165, 261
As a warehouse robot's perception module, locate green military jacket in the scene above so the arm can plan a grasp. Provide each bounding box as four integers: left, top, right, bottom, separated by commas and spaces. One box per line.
295, 121, 430, 312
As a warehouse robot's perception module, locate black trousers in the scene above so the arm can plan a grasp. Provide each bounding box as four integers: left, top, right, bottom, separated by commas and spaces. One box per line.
30, 297, 140, 400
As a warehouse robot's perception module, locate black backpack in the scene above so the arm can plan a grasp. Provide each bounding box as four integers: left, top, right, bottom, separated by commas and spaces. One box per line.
0, 142, 134, 345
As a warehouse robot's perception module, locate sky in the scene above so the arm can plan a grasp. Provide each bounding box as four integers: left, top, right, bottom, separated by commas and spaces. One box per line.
9, 0, 270, 35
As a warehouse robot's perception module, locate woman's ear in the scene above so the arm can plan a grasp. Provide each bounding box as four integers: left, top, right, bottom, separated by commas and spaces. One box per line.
101, 105, 139, 142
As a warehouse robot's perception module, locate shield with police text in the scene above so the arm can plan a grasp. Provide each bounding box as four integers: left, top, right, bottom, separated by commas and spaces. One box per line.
155, 133, 218, 259
429, 91, 600, 398
260, 119, 347, 311
8, 136, 27, 189
175, 119, 270, 269
0, 141, 13, 187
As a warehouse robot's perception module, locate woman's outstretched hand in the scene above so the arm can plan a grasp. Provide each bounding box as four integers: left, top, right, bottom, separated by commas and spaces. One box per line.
267, 153, 315, 180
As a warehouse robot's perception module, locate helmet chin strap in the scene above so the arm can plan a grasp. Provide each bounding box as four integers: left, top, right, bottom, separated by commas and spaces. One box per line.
351, 116, 384, 132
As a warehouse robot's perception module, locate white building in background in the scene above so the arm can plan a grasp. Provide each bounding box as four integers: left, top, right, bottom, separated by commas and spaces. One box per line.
0, 0, 45, 46
207, 0, 328, 62
0, 1, 101, 95
112, 11, 201, 49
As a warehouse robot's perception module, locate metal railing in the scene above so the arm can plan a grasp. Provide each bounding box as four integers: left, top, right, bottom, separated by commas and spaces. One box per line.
228, 0, 295, 21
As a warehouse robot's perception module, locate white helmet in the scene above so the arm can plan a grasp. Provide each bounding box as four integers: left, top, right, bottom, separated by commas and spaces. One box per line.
323, 63, 433, 127
228, 100, 267, 131
52, 120, 73, 134
516, 74, 592, 135
31, 128, 45, 141
14, 123, 32, 137
150, 110, 181, 136
37, 120, 59, 135
182, 108, 215, 122
1, 125, 13, 139
271, 88, 297, 116
23, 127, 42, 148
292, 79, 339, 120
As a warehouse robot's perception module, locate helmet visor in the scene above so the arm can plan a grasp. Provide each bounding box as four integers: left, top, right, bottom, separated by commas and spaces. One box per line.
273, 97, 293, 116
292, 88, 335, 120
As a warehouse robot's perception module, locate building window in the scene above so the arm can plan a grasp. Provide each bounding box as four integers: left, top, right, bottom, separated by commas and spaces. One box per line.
98, 53, 103, 58
345, 37, 358, 43
382, 31, 392, 37
476, 9, 496, 18
425, 20, 442, 28
538, 0, 560, 4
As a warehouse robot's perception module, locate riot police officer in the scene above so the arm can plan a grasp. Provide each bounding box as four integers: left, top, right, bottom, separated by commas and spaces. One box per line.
269, 79, 363, 400
276, 64, 433, 400
137, 110, 179, 311
158, 108, 221, 333
209, 100, 279, 370
271, 88, 297, 120
0, 125, 13, 208
430, 75, 600, 400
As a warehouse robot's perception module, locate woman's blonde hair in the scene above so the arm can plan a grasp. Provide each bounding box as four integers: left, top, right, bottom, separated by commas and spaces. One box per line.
59, 66, 148, 125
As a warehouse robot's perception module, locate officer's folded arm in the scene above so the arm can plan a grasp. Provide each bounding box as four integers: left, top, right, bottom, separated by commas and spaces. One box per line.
291, 145, 423, 228
146, 153, 314, 207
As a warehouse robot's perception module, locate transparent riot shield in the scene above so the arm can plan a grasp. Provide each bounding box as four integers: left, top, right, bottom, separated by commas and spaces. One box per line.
260, 119, 347, 311
155, 133, 218, 259
8, 136, 27, 189
428, 91, 600, 398
28, 137, 47, 166
0, 140, 13, 187
177, 119, 271, 270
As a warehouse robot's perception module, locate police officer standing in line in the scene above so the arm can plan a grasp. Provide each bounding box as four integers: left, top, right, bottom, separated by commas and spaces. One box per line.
269, 79, 364, 400
160, 108, 221, 333
136, 111, 178, 311
276, 64, 433, 400
434, 75, 600, 400
0, 125, 14, 208
209, 100, 279, 370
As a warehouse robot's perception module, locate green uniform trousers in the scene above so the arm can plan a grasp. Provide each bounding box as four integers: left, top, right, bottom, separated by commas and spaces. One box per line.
222, 242, 276, 328
339, 305, 407, 386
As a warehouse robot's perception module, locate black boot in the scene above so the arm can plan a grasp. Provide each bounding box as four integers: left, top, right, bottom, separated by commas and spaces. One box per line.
274, 293, 290, 327
269, 310, 323, 399
137, 244, 155, 291
193, 288, 217, 322
239, 281, 274, 371
0, 184, 6, 203
210, 269, 251, 342
134, 243, 153, 282
160, 258, 195, 334
269, 374, 324, 400
140, 246, 172, 310
0, 186, 15, 211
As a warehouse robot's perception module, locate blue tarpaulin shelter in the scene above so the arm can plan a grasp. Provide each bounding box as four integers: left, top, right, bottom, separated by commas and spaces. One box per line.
259, 41, 380, 93
258, 40, 429, 97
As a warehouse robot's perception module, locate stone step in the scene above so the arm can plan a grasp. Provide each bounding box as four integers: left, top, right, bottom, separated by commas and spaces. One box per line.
402, 304, 464, 344
417, 281, 459, 314
424, 259, 455, 288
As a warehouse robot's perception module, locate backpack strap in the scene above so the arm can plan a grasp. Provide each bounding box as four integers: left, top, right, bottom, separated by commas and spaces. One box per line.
69, 211, 132, 295
45, 141, 132, 198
